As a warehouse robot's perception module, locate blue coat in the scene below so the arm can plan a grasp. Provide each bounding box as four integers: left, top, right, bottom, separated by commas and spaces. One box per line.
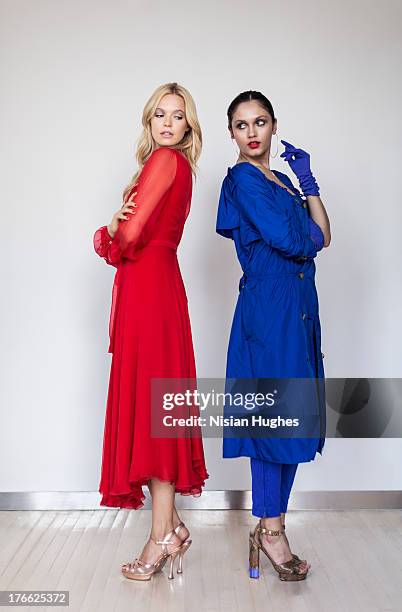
216, 162, 326, 464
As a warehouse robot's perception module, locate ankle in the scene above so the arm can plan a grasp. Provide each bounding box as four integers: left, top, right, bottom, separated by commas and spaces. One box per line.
150, 525, 174, 541
172, 517, 181, 529
172, 509, 182, 528
260, 518, 282, 532
263, 531, 285, 545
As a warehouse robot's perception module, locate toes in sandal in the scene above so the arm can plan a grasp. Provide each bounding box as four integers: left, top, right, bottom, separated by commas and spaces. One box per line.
121, 529, 184, 581
282, 523, 307, 566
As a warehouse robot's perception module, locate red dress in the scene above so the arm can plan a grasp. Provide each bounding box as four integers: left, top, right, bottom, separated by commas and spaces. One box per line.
93, 146, 209, 509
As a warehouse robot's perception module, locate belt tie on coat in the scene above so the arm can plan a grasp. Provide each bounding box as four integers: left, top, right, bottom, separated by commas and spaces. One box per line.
239, 270, 315, 291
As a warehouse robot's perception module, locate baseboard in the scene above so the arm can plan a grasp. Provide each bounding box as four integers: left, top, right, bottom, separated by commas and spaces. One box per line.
0, 490, 401, 511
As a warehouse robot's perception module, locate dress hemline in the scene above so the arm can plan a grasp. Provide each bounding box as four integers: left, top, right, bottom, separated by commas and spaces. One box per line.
99, 467, 210, 510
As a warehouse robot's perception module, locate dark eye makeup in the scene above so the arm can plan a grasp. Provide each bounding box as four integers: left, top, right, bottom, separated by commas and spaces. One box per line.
235, 118, 266, 129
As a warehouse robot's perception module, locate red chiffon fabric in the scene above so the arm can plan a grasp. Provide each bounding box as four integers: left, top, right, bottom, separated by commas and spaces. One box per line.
93, 147, 209, 509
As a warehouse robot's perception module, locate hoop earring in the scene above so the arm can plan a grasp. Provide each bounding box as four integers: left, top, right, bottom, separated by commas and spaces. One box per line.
270, 133, 279, 158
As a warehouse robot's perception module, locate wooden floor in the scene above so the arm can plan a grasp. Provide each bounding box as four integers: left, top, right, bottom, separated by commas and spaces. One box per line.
0, 509, 401, 612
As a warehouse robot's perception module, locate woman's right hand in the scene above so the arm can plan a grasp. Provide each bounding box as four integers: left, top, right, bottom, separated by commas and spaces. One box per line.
107, 194, 138, 239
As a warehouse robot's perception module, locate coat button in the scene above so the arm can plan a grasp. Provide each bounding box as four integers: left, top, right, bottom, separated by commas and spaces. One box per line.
321, 352, 325, 359
301, 313, 306, 320
302, 202, 307, 208
298, 272, 304, 279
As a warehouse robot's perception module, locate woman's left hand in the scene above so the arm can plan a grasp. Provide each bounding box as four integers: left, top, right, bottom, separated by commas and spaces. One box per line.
280, 139, 320, 197
280, 139, 311, 178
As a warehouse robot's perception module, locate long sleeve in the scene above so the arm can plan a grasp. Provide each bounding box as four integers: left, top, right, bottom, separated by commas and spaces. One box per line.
93, 224, 121, 267
114, 147, 177, 259
234, 179, 319, 259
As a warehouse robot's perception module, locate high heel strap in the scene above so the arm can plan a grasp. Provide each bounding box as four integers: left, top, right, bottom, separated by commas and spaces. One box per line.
255, 520, 284, 537
278, 523, 303, 565
150, 529, 184, 580
258, 526, 283, 536
174, 521, 187, 539
150, 529, 178, 556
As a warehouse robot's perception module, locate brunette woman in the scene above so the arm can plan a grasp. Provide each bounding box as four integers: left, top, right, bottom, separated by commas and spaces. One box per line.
216, 90, 330, 581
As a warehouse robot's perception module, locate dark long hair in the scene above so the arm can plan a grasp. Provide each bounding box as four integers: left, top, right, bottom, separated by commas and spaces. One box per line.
227, 90, 276, 134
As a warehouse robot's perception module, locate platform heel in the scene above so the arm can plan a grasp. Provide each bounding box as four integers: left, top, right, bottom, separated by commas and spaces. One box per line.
249, 531, 260, 579
250, 521, 309, 581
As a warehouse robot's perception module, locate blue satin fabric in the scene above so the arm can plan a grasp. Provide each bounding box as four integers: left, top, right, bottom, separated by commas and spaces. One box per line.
216, 162, 326, 464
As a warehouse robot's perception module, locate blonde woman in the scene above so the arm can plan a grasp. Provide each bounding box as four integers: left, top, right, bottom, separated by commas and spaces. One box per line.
93, 83, 209, 580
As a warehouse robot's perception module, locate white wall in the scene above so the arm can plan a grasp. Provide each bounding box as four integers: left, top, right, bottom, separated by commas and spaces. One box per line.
1, 0, 401, 493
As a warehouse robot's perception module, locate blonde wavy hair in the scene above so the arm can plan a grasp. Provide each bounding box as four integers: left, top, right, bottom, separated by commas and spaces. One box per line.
122, 82, 202, 201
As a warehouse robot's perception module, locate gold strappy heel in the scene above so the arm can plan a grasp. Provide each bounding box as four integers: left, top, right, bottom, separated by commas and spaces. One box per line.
121, 529, 184, 581
249, 521, 309, 581
250, 521, 304, 565
174, 521, 192, 574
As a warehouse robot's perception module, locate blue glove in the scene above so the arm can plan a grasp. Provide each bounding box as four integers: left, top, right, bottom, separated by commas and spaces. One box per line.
280, 139, 320, 197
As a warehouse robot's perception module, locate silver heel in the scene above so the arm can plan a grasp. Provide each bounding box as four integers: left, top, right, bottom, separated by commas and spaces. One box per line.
168, 550, 179, 579
177, 538, 192, 573
177, 550, 184, 574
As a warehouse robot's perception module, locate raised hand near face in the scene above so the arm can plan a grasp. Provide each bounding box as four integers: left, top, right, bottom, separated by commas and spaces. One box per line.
280, 139, 320, 197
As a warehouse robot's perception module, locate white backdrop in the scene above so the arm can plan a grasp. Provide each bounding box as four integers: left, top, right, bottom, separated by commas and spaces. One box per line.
1, 0, 401, 494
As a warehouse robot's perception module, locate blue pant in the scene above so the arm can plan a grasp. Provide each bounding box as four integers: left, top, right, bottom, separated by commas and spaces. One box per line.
250, 458, 298, 518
